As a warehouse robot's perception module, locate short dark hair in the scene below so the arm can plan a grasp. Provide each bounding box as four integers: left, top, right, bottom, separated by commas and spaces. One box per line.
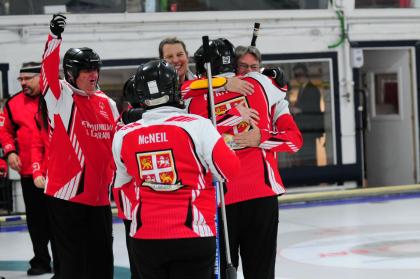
235, 45, 262, 64
158, 37, 188, 59
20, 62, 41, 74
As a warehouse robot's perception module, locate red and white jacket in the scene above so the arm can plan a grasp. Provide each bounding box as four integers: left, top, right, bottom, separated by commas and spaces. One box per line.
41, 33, 119, 206
0, 92, 40, 176
30, 121, 50, 181
183, 72, 303, 205
112, 106, 240, 239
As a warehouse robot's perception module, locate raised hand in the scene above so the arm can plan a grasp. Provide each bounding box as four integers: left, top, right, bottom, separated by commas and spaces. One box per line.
50, 14, 67, 38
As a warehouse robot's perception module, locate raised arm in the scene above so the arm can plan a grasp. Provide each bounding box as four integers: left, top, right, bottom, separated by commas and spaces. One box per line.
40, 14, 66, 100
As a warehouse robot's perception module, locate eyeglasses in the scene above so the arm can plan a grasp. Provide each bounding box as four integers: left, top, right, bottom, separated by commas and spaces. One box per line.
238, 63, 260, 71
17, 75, 38, 82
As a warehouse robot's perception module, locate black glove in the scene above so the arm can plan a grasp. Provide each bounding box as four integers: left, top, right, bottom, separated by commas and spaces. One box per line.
122, 108, 145, 124
50, 14, 67, 38
262, 67, 288, 90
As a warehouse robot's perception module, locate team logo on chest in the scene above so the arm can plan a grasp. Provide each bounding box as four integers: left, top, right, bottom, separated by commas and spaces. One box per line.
98, 101, 109, 119
137, 150, 177, 184
216, 96, 252, 150
215, 96, 250, 134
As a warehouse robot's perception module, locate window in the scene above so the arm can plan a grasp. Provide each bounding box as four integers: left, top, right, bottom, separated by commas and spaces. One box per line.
0, 0, 125, 15
163, 0, 328, 12
355, 0, 418, 8
373, 73, 400, 115
265, 59, 336, 168
0, 0, 328, 15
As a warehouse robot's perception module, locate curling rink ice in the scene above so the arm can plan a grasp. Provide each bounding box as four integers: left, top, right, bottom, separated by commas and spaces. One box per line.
1, 193, 420, 279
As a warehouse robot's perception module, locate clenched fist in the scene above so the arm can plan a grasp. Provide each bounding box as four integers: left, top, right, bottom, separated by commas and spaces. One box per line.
50, 14, 67, 38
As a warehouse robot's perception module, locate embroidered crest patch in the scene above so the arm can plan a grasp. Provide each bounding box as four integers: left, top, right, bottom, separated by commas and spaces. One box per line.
137, 150, 177, 184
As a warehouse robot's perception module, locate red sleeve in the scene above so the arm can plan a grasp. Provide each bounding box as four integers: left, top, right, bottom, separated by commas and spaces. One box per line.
0, 102, 17, 157
112, 180, 137, 220
181, 79, 208, 99
0, 158, 7, 177
41, 33, 62, 99
259, 113, 303, 153
31, 127, 45, 179
212, 138, 240, 182
182, 78, 228, 99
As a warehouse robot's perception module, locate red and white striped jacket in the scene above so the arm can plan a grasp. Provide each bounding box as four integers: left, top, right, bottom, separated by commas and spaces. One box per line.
112, 106, 240, 239
183, 72, 303, 205
41, 33, 119, 206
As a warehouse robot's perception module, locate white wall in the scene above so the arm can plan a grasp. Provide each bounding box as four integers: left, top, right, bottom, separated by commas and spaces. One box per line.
0, 10, 342, 92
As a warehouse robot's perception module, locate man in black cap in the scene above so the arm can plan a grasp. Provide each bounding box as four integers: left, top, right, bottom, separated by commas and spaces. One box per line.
0, 62, 56, 276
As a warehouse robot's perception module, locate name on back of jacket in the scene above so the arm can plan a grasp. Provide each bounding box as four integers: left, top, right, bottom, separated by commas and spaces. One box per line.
81, 121, 113, 139
139, 132, 168, 144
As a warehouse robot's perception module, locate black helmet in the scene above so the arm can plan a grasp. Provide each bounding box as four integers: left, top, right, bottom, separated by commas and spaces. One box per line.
134, 59, 183, 109
63, 47, 102, 87
194, 38, 235, 77
123, 75, 140, 108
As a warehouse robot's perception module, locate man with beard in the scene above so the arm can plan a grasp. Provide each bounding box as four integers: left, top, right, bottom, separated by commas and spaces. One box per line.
0, 62, 56, 276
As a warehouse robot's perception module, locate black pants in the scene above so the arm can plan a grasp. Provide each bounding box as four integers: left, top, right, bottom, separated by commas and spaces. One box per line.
0, 178, 12, 212
131, 237, 216, 279
47, 196, 114, 279
219, 196, 279, 279
21, 176, 54, 271
123, 219, 141, 279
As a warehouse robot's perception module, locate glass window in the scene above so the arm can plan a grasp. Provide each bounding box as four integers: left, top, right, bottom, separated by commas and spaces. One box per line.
265, 60, 335, 168
355, 0, 418, 8
0, 0, 126, 15
0, 0, 328, 15
374, 73, 400, 115
165, 0, 328, 12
